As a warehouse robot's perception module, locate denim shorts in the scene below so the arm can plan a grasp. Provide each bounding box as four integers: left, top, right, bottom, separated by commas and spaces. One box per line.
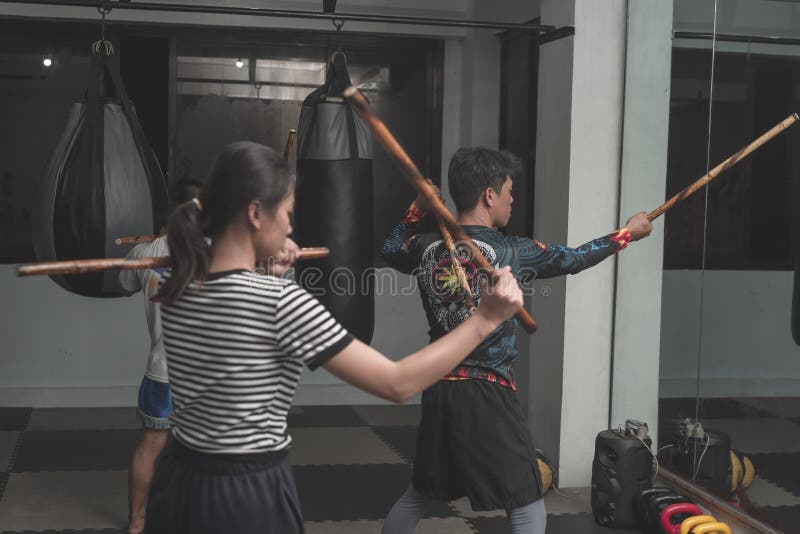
137, 376, 173, 430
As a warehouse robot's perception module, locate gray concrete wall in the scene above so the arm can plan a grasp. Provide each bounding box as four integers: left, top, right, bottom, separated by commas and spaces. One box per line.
0, 266, 432, 406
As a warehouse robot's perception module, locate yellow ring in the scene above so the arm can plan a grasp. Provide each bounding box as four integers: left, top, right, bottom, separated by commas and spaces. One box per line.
692, 522, 732, 534
680, 515, 717, 534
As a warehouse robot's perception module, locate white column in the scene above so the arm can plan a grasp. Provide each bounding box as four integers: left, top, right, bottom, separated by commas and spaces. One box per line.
530, 0, 627, 488
610, 0, 672, 447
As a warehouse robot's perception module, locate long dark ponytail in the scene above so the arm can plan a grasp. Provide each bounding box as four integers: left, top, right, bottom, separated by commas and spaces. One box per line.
159, 141, 292, 304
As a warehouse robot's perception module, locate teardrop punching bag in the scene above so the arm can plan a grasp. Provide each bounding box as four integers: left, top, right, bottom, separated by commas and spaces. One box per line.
32, 49, 169, 298
295, 54, 374, 343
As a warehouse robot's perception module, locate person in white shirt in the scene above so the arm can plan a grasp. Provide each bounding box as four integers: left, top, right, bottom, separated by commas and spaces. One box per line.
119, 177, 200, 534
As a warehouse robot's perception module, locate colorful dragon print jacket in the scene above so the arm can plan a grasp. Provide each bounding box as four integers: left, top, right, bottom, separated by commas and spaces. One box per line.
381, 205, 631, 388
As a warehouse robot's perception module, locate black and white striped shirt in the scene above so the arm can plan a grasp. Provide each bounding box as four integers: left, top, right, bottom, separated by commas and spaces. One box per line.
160, 269, 353, 454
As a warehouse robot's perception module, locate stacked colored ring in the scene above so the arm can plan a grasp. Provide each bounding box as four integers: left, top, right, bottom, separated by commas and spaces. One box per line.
680, 515, 719, 534
691, 523, 732, 534
660, 503, 703, 534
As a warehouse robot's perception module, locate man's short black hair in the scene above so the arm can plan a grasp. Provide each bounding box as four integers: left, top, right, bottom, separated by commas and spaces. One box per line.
447, 147, 521, 213
172, 176, 204, 206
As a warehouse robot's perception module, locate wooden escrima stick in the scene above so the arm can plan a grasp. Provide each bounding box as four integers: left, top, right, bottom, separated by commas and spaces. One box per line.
343, 85, 537, 333
283, 129, 297, 160
17, 248, 330, 277
647, 113, 798, 221
115, 233, 163, 245
435, 216, 477, 314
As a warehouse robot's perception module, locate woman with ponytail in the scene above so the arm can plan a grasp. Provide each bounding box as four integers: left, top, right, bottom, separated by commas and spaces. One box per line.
145, 141, 523, 534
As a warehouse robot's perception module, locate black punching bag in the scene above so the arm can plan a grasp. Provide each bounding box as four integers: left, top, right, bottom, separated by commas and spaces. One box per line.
793, 171, 800, 345
794, 276, 800, 345
793, 240, 800, 346
295, 53, 374, 343
32, 49, 168, 298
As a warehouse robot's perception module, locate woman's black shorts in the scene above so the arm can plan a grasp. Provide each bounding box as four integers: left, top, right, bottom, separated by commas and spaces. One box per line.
146, 439, 304, 534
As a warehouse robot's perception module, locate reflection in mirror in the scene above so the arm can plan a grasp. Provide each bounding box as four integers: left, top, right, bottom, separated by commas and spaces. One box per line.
659, 0, 718, 497
661, 1, 800, 531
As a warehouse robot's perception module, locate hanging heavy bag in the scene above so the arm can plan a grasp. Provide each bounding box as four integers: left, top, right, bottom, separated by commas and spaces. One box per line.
295, 52, 374, 343
32, 44, 168, 298
793, 267, 799, 345
792, 174, 800, 345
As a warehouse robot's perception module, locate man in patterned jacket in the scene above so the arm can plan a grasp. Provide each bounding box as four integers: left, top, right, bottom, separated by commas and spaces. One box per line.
380, 147, 652, 534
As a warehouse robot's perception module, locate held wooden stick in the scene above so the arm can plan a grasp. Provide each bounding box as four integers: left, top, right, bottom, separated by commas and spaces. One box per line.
343, 85, 537, 333
435, 215, 477, 313
16, 247, 330, 277
283, 129, 297, 160
115, 233, 163, 245
648, 113, 799, 221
